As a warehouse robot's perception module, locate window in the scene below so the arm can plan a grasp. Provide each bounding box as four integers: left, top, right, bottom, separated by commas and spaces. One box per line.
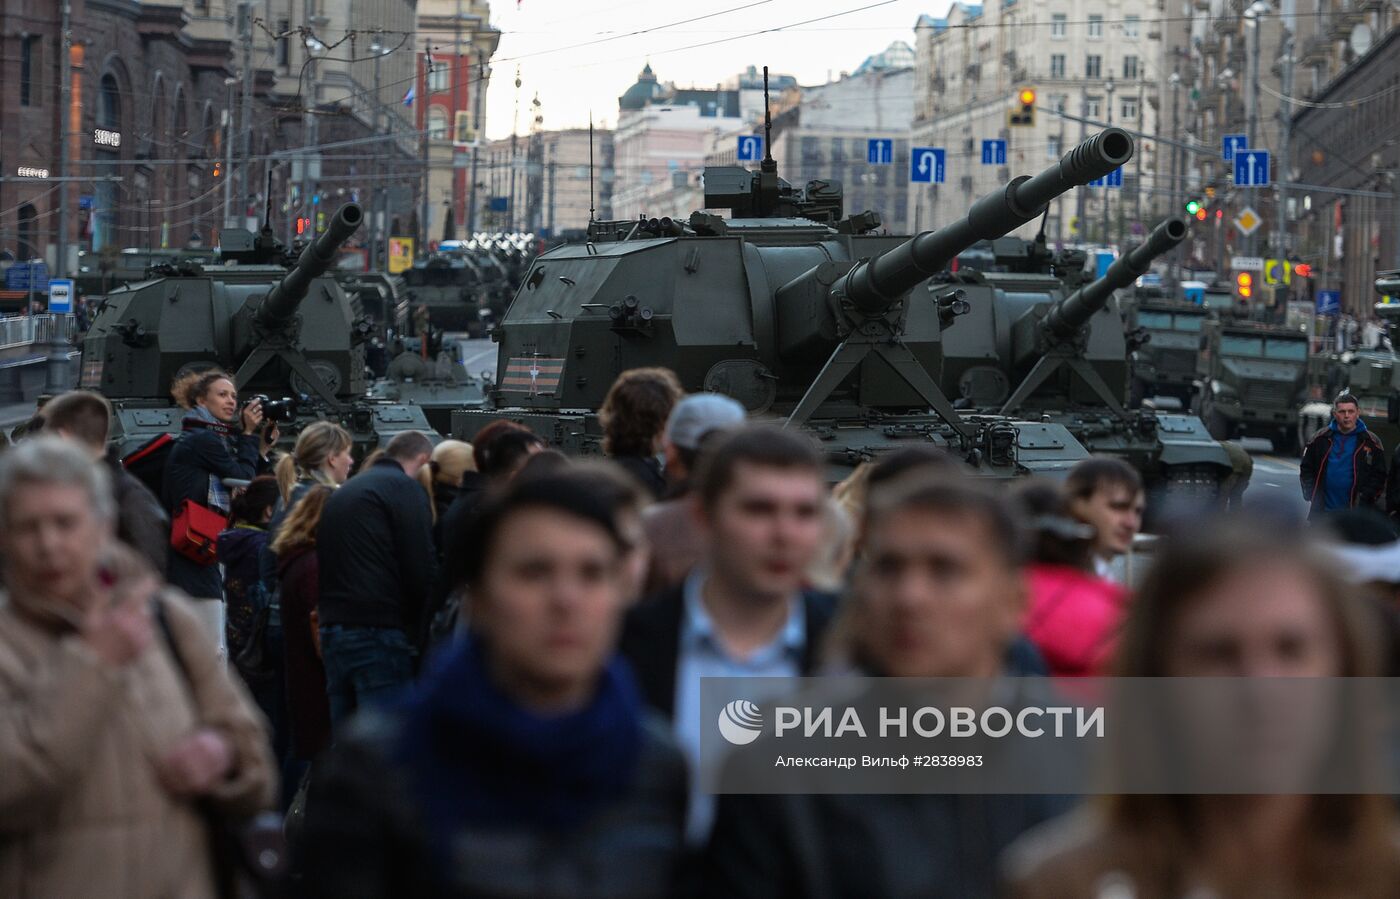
20, 36, 38, 107
1054, 94, 1068, 113
276, 19, 290, 68
427, 107, 448, 139
1085, 55, 1102, 78
1123, 55, 1139, 80
1124, 15, 1140, 38
16, 204, 37, 261
1086, 96, 1102, 118
1051, 13, 1067, 38
1047, 136, 1062, 158
1087, 14, 1103, 38
1050, 54, 1066, 78
1121, 97, 1139, 120
427, 58, 449, 93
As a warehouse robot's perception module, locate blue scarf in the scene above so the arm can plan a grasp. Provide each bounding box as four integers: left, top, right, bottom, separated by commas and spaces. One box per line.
183, 405, 239, 513
392, 634, 645, 846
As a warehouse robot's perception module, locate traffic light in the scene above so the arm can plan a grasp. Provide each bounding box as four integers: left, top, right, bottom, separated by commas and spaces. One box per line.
212, 162, 222, 179
1293, 262, 1312, 278
295, 217, 309, 236
1009, 88, 1036, 126
1215, 209, 1223, 219
1185, 199, 1202, 216
1236, 272, 1253, 299
1194, 206, 1208, 221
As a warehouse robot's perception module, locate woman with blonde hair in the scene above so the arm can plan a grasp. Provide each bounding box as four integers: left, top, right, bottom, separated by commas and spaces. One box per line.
271, 484, 336, 764
416, 439, 477, 528
274, 421, 354, 507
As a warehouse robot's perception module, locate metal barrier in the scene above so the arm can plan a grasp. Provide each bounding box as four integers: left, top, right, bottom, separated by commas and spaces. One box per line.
0, 314, 77, 350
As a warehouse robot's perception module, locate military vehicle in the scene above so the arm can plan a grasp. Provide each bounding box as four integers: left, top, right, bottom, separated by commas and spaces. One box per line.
930, 218, 1236, 496
367, 340, 487, 434
402, 254, 492, 337
78, 203, 434, 457
1121, 291, 1210, 405
1195, 316, 1311, 451
450, 123, 1135, 479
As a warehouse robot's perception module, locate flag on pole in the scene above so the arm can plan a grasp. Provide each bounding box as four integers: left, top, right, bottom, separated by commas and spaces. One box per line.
402, 86, 415, 107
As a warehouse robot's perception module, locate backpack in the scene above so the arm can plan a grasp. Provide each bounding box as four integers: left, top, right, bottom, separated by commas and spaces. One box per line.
122, 432, 176, 497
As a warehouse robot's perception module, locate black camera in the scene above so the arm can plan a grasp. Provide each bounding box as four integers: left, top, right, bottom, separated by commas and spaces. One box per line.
249, 394, 296, 424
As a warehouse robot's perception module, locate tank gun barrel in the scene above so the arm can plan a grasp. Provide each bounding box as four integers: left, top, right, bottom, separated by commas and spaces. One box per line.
838, 129, 1133, 317
256, 203, 364, 329
1376, 270, 1400, 298
1043, 216, 1188, 342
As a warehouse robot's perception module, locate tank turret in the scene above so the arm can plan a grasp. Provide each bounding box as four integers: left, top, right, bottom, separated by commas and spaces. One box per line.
256, 203, 363, 330
450, 128, 1134, 478
79, 201, 433, 456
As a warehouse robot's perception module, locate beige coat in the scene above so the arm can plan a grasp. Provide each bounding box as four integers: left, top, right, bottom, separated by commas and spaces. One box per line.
0, 588, 276, 899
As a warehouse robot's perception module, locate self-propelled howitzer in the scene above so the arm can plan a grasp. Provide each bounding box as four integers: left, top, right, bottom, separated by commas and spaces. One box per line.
451, 130, 1131, 477
79, 202, 433, 456
934, 216, 1238, 498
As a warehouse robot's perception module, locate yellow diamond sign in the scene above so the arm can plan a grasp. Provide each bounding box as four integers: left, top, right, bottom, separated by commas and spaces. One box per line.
1234, 207, 1262, 236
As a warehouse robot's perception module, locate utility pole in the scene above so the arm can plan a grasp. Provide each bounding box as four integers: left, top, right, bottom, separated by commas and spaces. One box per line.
223, 78, 236, 228
297, 1, 320, 246
1134, 83, 1143, 229
1075, 87, 1087, 242
1274, 26, 1293, 264
1168, 70, 1181, 288
546, 141, 556, 236
450, 0, 462, 241
420, 40, 431, 254
467, 50, 485, 234
238, 1, 253, 228
1102, 78, 1115, 246
1246, 5, 1264, 257
508, 67, 520, 232
56, 0, 73, 276
371, 41, 384, 271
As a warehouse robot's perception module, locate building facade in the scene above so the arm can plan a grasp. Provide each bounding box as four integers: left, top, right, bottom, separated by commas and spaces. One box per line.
764, 50, 915, 233
416, 0, 499, 244
1290, 22, 1400, 315
611, 64, 754, 221
910, 1, 1163, 245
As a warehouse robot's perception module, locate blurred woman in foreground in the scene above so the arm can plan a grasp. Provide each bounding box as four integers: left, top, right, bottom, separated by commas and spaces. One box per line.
1004, 518, 1400, 899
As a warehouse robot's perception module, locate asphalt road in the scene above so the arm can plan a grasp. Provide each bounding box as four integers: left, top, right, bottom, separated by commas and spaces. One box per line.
1244, 452, 1308, 517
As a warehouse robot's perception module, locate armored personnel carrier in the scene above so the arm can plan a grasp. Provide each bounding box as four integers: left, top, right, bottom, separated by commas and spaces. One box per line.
930, 218, 1237, 496
450, 125, 1135, 478
1195, 316, 1311, 451
1120, 289, 1210, 406
78, 203, 434, 457
367, 340, 486, 434
402, 254, 491, 337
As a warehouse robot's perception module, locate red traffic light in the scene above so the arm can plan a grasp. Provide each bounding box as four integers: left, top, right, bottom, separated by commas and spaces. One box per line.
1215, 209, 1223, 219
295, 217, 308, 235
1194, 207, 1208, 221
1236, 272, 1253, 298
1293, 263, 1312, 278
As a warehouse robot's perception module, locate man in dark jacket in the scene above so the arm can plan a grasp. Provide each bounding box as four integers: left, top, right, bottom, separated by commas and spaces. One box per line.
36, 390, 169, 572
620, 424, 836, 847
1300, 394, 1386, 520
317, 430, 437, 728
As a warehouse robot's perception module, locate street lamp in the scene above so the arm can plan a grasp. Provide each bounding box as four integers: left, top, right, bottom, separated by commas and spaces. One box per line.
1243, 0, 1270, 257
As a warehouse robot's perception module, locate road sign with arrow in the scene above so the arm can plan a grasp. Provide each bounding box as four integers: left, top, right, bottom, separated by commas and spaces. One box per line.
737, 135, 763, 161
910, 147, 945, 183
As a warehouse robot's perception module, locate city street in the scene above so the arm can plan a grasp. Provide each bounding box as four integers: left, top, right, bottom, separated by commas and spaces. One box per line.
1245, 452, 1309, 516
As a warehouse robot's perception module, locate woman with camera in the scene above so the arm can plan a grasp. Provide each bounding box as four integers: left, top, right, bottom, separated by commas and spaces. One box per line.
164, 370, 276, 644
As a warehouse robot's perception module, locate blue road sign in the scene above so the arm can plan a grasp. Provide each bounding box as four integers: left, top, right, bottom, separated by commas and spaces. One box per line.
910, 147, 945, 183
1088, 176, 1106, 187
488, 196, 508, 212
737, 135, 763, 161
980, 139, 1006, 165
867, 138, 893, 165
1316, 290, 1341, 316
4, 261, 49, 291
1234, 149, 1270, 187
47, 279, 74, 314
1222, 134, 1248, 161
1106, 167, 1123, 188
78, 195, 94, 211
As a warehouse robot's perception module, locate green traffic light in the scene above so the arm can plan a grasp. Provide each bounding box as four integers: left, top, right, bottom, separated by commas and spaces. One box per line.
1185, 200, 1201, 215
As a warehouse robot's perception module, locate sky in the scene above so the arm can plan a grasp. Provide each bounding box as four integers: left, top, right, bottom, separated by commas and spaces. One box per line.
478, 0, 951, 140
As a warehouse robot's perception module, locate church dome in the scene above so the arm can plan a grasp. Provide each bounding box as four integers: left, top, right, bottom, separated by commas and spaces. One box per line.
619, 63, 664, 110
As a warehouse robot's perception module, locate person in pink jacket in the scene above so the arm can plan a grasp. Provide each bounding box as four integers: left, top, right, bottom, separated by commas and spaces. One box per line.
1015, 481, 1129, 676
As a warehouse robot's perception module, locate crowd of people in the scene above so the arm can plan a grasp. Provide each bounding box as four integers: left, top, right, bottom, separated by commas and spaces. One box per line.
1, 368, 1400, 898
